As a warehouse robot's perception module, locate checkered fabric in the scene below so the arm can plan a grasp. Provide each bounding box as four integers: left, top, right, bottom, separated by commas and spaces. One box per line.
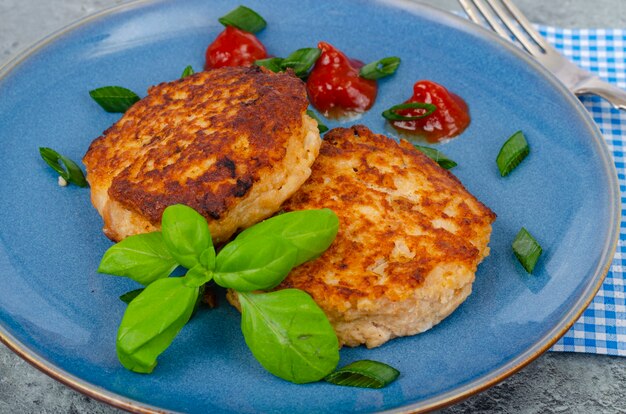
536, 26, 626, 356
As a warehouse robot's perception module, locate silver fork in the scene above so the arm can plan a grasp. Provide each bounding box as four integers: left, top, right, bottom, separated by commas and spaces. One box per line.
459, 0, 626, 111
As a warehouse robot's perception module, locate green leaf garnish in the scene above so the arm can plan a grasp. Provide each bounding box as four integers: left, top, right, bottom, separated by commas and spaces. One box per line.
116, 277, 198, 373
180, 65, 194, 79
161, 204, 214, 270
214, 237, 297, 291
359, 57, 401, 80
497, 130, 529, 177
119, 288, 144, 304
238, 290, 340, 383
98, 232, 178, 286
281, 48, 321, 77
382, 102, 437, 121
306, 109, 329, 133
413, 145, 457, 169
89, 86, 140, 113
512, 227, 542, 273
255, 57, 284, 72
325, 360, 400, 388
38, 147, 88, 187
218, 5, 266, 34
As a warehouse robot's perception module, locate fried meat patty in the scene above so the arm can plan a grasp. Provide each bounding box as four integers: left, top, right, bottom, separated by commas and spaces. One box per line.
83, 67, 320, 242
273, 126, 495, 348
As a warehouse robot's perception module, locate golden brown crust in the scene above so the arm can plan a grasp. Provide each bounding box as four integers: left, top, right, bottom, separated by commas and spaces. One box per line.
274, 126, 496, 346
83, 67, 319, 242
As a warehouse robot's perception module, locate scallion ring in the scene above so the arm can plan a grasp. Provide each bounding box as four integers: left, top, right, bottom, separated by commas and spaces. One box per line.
382, 102, 437, 121
218, 6, 266, 34
280, 48, 321, 77
325, 360, 399, 389
39, 147, 88, 187
413, 145, 457, 169
180, 65, 194, 79
359, 56, 401, 80
512, 227, 542, 273
496, 130, 529, 177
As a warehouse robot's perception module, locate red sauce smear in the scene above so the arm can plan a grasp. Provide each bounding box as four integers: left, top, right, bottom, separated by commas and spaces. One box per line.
391, 80, 470, 143
204, 26, 267, 70
306, 42, 377, 119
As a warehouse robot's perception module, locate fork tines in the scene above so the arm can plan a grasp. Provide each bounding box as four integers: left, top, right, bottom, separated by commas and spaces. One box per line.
458, 0, 551, 56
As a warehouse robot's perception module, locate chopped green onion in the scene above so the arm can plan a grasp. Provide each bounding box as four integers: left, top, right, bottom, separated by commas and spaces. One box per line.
39, 147, 88, 187
89, 86, 140, 113
512, 227, 542, 273
281, 48, 321, 77
306, 109, 329, 133
255, 57, 284, 73
359, 57, 401, 80
325, 360, 399, 389
181, 65, 194, 79
496, 130, 529, 177
119, 288, 144, 304
414, 145, 457, 169
218, 6, 266, 33
382, 102, 437, 121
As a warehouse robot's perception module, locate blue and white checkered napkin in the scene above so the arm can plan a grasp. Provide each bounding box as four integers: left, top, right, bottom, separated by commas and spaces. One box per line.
536, 26, 626, 356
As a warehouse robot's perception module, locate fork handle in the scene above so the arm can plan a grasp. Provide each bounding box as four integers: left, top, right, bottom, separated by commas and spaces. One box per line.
572, 77, 626, 111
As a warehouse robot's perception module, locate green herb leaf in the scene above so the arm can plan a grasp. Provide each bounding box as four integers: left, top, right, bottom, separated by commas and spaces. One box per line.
116, 277, 198, 373
119, 288, 144, 304
359, 57, 401, 80
280, 48, 321, 77
235, 209, 339, 267
382, 102, 437, 121
184, 264, 213, 288
238, 290, 339, 383
214, 237, 298, 291
512, 227, 542, 273
218, 5, 266, 33
38, 147, 88, 187
255, 57, 284, 72
413, 145, 457, 169
181, 65, 194, 79
98, 232, 178, 286
325, 360, 400, 388
89, 86, 140, 113
497, 130, 529, 177
161, 204, 213, 270
306, 109, 329, 133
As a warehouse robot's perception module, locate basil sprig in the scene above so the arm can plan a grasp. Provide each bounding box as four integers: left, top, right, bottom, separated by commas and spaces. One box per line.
359, 57, 401, 80
39, 147, 88, 187
218, 5, 267, 34
89, 86, 140, 113
99, 205, 340, 379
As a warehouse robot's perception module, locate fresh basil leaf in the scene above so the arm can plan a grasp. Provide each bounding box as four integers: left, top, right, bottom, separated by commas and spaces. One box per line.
235, 209, 339, 266
116, 277, 198, 373
255, 57, 284, 72
218, 5, 267, 34
214, 237, 298, 291
89, 86, 140, 113
199, 246, 216, 272
161, 204, 213, 270
98, 232, 178, 286
119, 288, 144, 304
184, 264, 213, 288
39, 147, 88, 187
413, 145, 457, 170
238, 290, 339, 383
181, 65, 194, 79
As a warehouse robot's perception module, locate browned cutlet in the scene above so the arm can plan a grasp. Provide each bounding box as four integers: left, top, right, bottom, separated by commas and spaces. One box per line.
83, 66, 320, 242
273, 125, 496, 348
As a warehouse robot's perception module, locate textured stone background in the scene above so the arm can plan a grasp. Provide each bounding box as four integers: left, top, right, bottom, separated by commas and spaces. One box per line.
1, 0, 625, 413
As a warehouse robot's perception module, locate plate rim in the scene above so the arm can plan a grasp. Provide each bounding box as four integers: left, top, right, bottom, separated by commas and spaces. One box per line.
0, 0, 620, 413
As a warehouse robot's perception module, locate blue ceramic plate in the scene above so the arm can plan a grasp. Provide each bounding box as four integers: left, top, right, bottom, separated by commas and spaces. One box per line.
0, 0, 619, 412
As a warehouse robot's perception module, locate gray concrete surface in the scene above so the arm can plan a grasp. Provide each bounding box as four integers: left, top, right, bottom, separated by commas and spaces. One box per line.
1, 0, 625, 413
